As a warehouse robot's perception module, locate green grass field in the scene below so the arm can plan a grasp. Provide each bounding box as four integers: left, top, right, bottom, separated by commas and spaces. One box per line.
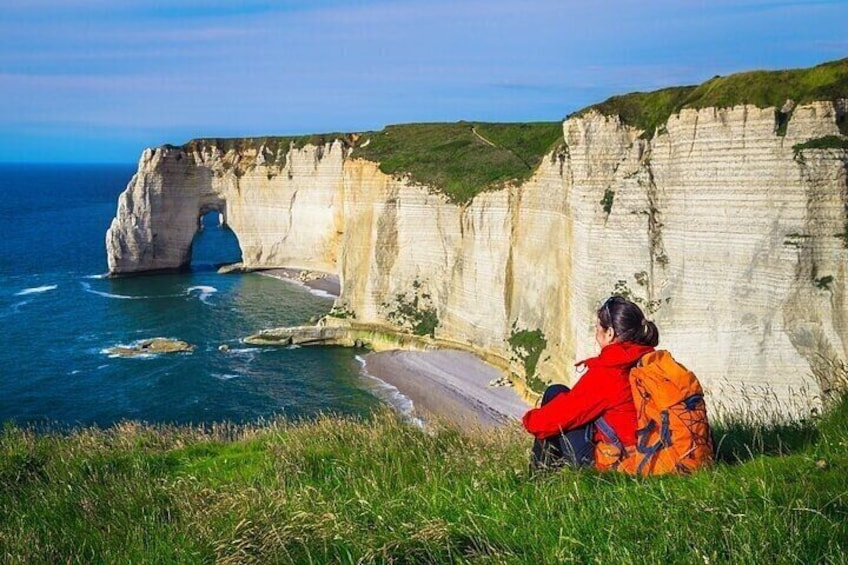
1, 392, 846, 563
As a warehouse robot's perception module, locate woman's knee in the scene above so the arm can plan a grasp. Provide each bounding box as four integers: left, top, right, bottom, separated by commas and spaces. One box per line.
541, 383, 571, 406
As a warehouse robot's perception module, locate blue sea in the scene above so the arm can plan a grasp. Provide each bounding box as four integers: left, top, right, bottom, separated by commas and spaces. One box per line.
0, 163, 388, 428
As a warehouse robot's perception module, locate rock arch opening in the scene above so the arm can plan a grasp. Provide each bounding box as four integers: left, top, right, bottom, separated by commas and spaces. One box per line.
190, 207, 242, 272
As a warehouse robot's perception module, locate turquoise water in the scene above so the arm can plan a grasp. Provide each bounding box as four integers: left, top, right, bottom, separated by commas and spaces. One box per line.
0, 163, 381, 428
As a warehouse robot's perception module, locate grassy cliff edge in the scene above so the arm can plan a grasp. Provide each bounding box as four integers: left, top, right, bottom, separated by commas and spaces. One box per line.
172, 58, 847, 204
572, 57, 848, 138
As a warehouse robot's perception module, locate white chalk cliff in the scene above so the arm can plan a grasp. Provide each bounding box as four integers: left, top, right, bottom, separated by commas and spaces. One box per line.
106, 101, 848, 414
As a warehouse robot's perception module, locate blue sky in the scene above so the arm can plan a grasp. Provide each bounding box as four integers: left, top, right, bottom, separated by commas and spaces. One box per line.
1, 0, 846, 163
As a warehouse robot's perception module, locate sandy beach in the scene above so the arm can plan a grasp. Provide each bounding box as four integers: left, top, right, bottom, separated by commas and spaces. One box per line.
256, 269, 531, 429
257, 267, 341, 297
361, 349, 531, 430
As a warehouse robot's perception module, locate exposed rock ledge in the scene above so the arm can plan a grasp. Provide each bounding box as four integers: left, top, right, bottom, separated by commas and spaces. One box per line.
245, 319, 536, 403
107, 338, 195, 358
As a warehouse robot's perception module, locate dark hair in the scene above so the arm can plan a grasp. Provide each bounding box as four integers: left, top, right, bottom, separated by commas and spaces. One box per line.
597, 296, 659, 347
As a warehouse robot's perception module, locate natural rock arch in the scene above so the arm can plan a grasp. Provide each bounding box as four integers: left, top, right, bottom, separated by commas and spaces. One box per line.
106, 151, 234, 273
190, 207, 243, 271
106, 142, 347, 276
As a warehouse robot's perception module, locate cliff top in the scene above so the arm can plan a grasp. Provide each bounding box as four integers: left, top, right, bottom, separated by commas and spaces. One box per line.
179, 122, 564, 205
349, 121, 564, 204
173, 58, 846, 203
573, 57, 848, 138
171, 132, 355, 162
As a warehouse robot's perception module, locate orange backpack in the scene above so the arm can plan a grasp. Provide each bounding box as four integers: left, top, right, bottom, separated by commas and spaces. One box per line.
595, 350, 714, 475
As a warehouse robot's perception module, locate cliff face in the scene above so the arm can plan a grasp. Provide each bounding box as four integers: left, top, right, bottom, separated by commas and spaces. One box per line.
562, 102, 847, 413
106, 101, 848, 414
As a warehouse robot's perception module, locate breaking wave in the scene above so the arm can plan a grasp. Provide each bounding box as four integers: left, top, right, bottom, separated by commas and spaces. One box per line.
355, 355, 424, 428
187, 285, 217, 304
81, 282, 181, 300
14, 285, 57, 296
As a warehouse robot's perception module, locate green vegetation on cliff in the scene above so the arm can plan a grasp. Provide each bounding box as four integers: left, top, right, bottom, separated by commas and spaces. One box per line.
351, 121, 563, 204
178, 133, 354, 156
383, 279, 440, 337
174, 133, 355, 172
508, 326, 548, 393
793, 134, 848, 154
167, 59, 847, 202
174, 123, 563, 204
2, 394, 846, 563
574, 57, 848, 138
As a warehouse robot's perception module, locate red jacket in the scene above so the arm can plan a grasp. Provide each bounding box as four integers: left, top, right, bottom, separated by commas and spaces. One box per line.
522, 341, 654, 447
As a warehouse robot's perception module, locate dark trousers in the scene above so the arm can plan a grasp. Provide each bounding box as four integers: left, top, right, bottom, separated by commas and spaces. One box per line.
530, 384, 595, 470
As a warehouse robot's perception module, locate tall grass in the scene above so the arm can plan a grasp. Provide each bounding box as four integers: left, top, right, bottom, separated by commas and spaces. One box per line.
1, 396, 846, 563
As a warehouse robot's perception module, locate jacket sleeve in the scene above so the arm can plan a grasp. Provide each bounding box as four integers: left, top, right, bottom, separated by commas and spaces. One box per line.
521, 369, 611, 440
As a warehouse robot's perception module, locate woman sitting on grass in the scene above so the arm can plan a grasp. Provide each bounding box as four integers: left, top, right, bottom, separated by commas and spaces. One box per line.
523, 296, 659, 471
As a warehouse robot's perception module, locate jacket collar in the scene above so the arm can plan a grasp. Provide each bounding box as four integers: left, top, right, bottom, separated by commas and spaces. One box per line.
576, 341, 655, 370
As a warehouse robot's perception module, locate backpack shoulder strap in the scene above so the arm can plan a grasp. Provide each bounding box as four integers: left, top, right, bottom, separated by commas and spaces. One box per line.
595, 417, 624, 452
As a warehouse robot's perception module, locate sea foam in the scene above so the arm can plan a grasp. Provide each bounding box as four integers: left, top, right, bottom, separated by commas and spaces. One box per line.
187, 285, 217, 304
211, 373, 241, 381
81, 282, 180, 300
15, 284, 57, 296
3, 300, 31, 316
309, 288, 337, 299
355, 355, 424, 428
